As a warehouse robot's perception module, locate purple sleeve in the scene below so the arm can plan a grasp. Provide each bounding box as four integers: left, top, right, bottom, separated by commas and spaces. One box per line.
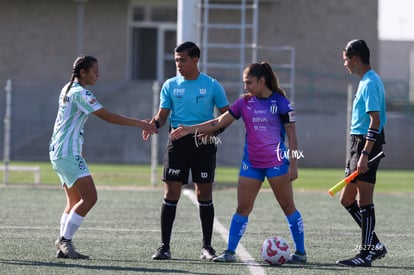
229, 97, 243, 119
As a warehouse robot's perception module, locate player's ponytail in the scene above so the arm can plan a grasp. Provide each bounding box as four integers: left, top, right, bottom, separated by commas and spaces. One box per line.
62, 55, 98, 104
260, 62, 287, 97
244, 62, 287, 98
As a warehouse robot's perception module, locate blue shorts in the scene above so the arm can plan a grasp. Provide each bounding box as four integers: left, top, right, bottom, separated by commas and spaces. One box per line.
50, 155, 90, 188
239, 158, 289, 181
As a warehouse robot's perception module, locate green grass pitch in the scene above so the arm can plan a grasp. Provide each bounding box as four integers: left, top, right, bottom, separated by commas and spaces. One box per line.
1, 180, 413, 274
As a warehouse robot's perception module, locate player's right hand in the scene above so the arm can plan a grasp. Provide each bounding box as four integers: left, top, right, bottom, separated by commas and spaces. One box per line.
142, 119, 158, 141
141, 120, 158, 136
170, 125, 191, 140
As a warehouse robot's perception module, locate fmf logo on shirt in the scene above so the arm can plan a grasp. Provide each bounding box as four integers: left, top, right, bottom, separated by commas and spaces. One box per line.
173, 89, 185, 96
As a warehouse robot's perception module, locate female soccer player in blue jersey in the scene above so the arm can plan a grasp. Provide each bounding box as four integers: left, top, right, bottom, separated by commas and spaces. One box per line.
336, 39, 387, 267
49, 55, 157, 259
170, 62, 307, 263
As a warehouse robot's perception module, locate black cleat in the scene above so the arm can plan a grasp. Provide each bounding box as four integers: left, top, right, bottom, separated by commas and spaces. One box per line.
152, 245, 171, 260
200, 246, 217, 260
370, 243, 387, 261
336, 253, 372, 267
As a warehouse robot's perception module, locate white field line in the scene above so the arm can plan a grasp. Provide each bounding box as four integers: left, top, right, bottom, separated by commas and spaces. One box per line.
182, 189, 266, 275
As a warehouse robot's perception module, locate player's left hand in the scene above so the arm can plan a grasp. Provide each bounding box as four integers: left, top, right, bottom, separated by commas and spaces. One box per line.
357, 155, 369, 174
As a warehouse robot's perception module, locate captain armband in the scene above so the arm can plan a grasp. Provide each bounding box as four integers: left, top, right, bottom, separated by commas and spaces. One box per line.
280, 111, 296, 124
366, 128, 379, 142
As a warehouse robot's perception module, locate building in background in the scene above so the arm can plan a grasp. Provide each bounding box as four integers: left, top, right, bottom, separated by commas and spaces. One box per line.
0, 0, 412, 168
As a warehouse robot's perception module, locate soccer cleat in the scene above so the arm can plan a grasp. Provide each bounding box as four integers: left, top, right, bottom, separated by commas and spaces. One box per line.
212, 250, 236, 262
56, 249, 67, 258
287, 251, 307, 264
336, 253, 372, 267
370, 243, 387, 261
200, 246, 217, 260
152, 245, 171, 260
56, 249, 90, 259
56, 237, 79, 259
55, 238, 60, 248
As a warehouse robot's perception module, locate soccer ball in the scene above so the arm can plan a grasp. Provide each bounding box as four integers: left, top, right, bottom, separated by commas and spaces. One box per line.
261, 236, 290, 265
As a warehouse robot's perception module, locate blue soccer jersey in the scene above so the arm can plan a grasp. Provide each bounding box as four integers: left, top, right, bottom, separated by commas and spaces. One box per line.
351, 69, 387, 135
159, 72, 229, 128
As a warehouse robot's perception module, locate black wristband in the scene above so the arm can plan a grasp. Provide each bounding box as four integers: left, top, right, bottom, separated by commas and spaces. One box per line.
361, 150, 370, 156
154, 120, 160, 129
215, 126, 225, 135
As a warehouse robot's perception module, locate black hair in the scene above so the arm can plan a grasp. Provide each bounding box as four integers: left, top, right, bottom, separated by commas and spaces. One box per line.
343, 39, 370, 65
243, 62, 287, 97
174, 41, 200, 58
62, 55, 98, 103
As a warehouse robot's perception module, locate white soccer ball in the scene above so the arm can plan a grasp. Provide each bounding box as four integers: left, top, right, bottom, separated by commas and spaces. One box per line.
261, 236, 290, 265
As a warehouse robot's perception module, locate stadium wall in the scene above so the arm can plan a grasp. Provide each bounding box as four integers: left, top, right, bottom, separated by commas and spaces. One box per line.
0, 0, 412, 169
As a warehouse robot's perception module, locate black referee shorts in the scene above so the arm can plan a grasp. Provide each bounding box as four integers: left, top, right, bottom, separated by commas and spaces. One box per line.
345, 133, 384, 184
162, 133, 217, 184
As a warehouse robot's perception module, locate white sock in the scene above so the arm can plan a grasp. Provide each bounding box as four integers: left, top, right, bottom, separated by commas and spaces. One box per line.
62, 210, 84, 240
60, 213, 69, 236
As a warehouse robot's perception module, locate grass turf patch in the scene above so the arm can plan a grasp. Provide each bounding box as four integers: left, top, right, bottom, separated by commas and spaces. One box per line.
1, 161, 413, 194
0, 187, 413, 275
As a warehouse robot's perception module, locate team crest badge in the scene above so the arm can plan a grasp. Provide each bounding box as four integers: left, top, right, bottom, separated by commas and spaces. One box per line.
270, 104, 277, 114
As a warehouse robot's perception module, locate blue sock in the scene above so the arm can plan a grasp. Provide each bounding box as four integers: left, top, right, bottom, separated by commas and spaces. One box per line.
227, 213, 248, 252
286, 210, 305, 254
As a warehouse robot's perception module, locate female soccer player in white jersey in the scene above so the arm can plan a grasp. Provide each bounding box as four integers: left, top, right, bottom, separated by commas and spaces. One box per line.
170, 62, 307, 264
49, 55, 157, 259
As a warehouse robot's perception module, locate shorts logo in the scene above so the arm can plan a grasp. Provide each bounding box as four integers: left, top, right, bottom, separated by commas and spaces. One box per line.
200, 172, 208, 178
242, 162, 249, 171
168, 168, 180, 176
77, 156, 86, 170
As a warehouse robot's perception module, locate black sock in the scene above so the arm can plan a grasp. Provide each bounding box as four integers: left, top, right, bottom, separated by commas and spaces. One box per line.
160, 199, 177, 249
360, 204, 376, 256
345, 201, 380, 245
199, 200, 214, 248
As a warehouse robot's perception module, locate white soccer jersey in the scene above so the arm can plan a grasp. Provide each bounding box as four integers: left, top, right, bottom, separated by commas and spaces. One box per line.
49, 82, 103, 160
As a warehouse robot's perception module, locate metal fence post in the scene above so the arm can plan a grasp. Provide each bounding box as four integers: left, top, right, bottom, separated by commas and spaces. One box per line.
3, 79, 12, 185
150, 81, 160, 187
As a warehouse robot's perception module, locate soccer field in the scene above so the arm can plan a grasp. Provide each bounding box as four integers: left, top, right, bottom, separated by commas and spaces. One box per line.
0, 186, 413, 275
